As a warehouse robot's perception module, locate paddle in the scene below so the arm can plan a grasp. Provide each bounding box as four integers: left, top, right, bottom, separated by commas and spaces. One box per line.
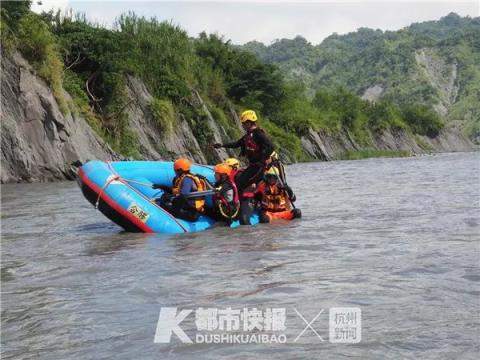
183, 190, 217, 199
151, 189, 218, 203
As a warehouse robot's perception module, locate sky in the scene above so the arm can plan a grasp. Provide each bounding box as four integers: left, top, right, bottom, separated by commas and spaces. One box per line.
32, 0, 480, 45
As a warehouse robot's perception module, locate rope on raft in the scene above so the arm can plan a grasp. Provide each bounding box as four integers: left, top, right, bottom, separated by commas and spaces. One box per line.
94, 176, 157, 209
95, 175, 120, 209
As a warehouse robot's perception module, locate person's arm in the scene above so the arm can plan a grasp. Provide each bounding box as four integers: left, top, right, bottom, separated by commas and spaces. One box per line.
254, 129, 275, 161
213, 136, 243, 149
152, 184, 171, 192
180, 177, 196, 195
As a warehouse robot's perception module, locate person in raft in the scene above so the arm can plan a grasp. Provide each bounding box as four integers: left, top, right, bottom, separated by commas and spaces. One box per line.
255, 167, 302, 223
153, 158, 207, 222
224, 157, 256, 225
213, 110, 275, 194
207, 163, 240, 225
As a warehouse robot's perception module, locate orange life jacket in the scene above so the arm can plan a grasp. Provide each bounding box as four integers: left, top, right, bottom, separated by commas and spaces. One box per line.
257, 181, 290, 212
172, 173, 206, 212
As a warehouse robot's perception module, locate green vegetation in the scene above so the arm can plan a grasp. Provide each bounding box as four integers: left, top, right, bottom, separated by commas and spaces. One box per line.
261, 119, 307, 162
338, 149, 411, 160
1, 2, 470, 163
209, 104, 241, 140
243, 13, 480, 143
401, 104, 444, 137
0, 0, 30, 49
1, 1, 69, 115
149, 98, 176, 134
63, 69, 105, 134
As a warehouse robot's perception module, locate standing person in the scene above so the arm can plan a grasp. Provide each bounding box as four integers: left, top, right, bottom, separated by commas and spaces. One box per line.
213, 110, 275, 193
153, 158, 207, 222
255, 167, 301, 223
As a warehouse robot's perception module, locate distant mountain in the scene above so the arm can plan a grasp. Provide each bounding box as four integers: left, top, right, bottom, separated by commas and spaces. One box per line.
242, 13, 480, 141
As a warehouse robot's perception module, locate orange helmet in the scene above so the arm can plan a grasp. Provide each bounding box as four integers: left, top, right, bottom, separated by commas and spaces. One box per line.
174, 158, 191, 172
214, 163, 231, 176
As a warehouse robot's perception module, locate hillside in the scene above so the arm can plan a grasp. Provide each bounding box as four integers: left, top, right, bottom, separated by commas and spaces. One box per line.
0, 3, 475, 182
242, 13, 480, 143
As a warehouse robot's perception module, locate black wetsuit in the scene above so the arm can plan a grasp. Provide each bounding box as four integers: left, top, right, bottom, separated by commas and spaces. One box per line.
222, 128, 274, 193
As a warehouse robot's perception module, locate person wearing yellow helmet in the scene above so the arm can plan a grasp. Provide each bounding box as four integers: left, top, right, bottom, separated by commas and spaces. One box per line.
153, 158, 209, 222
213, 110, 275, 193
254, 166, 301, 223
224, 158, 240, 171
207, 163, 240, 224
221, 157, 259, 225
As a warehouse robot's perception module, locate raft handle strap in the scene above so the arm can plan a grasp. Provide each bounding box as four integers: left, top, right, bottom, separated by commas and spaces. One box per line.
95, 175, 120, 209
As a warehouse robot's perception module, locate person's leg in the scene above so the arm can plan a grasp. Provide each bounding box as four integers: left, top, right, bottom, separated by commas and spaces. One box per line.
239, 199, 254, 225
236, 163, 264, 193
175, 207, 200, 222
165, 196, 200, 222
158, 193, 174, 212
203, 206, 224, 222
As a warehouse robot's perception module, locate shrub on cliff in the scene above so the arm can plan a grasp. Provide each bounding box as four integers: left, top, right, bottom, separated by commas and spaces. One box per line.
402, 104, 444, 137
5, 8, 69, 115
149, 98, 176, 135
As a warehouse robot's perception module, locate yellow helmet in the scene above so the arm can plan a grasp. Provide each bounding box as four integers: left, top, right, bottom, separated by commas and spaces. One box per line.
265, 167, 280, 178
240, 110, 258, 123
224, 158, 240, 170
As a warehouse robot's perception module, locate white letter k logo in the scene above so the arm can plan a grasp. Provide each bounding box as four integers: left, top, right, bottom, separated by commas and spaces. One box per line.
154, 307, 193, 344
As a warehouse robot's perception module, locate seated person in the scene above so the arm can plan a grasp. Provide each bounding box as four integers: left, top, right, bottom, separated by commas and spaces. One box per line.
255, 167, 301, 223
207, 163, 240, 225
224, 157, 256, 225
154, 158, 207, 222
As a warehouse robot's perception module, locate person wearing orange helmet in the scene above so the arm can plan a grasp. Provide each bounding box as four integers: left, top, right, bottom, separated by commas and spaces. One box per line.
207, 163, 239, 224
213, 110, 275, 194
223, 157, 257, 225
154, 158, 208, 222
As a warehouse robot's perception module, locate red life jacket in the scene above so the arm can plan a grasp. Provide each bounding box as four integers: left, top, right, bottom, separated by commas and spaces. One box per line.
229, 168, 238, 183
243, 132, 260, 159
214, 178, 240, 219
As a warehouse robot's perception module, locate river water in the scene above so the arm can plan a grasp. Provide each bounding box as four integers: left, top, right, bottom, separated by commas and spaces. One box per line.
1, 152, 479, 359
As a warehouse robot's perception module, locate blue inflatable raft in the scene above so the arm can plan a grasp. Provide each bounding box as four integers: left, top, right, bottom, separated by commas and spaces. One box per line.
77, 160, 259, 233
